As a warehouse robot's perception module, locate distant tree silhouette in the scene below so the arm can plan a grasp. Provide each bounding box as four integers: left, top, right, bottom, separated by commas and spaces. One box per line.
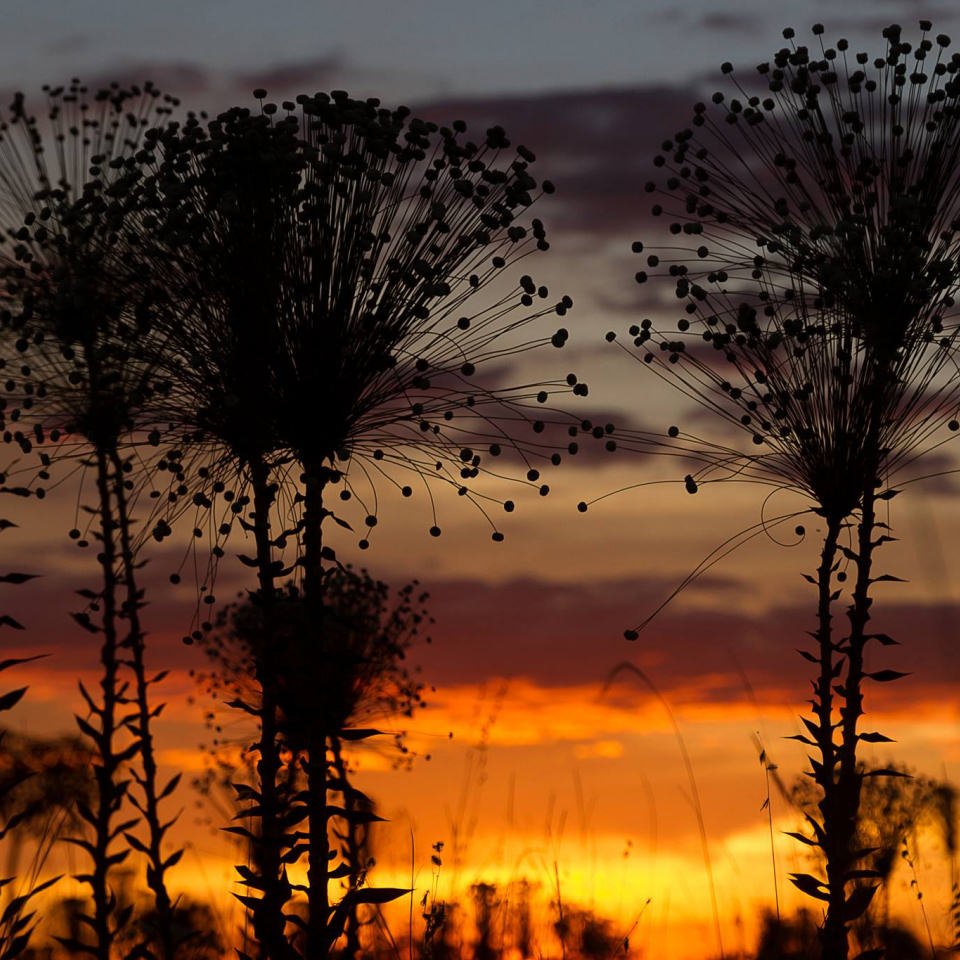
753, 908, 826, 960
89, 89, 592, 959
416, 877, 628, 960
0, 82, 183, 960
114, 898, 226, 960
616, 20, 960, 960
471, 882, 498, 960
0, 728, 94, 884
558, 905, 622, 960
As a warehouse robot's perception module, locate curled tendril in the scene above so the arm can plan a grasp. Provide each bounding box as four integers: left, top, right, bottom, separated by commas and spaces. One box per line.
759, 485, 808, 547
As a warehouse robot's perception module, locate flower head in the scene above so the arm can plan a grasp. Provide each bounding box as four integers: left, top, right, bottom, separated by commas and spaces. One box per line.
115, 90, 590, 550
617, 22, 960, 517
198, 568, 430, 760
0, 81, 179, 489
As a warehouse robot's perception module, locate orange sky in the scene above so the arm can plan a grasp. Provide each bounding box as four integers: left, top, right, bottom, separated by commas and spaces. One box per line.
5, 441, 960, 957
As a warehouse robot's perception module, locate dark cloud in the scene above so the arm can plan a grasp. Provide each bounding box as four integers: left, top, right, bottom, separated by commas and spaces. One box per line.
234, 55, 342, 97
79, 60, 214, 96
45, 34, 90, 56
699, 12, 761, 34
591, 282, 678, 322
417, 85, 698, 236
1, 538, 250, 674
414, 575, 960, 709
419, 355, 657, 469
5, 556, 956, 725
900, 455, 960, 495
5, 54, 701, 241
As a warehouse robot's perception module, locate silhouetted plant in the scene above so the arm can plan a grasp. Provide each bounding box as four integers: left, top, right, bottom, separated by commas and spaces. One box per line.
282, 570, 429, 960
787, 765, 957, 955
268, 569, 429, 755
615, 20, 960, 960
0, 82, 182, 960
195, 567, 430, 959
114, 104, 316, 960
194, 586, 302, 960
431, 878, 629, 960
101, 88, 590, 959
0, 622, 59, 960
419, 841, 449, 960
949, 880, 960, 953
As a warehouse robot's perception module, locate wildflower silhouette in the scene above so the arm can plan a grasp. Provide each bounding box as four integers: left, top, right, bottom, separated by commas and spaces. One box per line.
196, 568, 430, 959
1, 536, 57, 960
123, 103, 312, 960
265, 570, 429, 756
612, 20, 960, 960
105, 89, 586, 959
269, 571, 429, 960
0, 82, 182, 960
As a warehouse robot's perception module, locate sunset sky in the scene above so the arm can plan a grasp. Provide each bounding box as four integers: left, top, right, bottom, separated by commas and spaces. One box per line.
3, 2, 960, 957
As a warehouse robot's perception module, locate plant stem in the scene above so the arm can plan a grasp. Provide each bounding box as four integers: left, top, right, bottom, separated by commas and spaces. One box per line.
839, 483, 877, 784
330, 735, 364, 959
87, 443, 124, 960
811, 514, 848, 960
110, 447, 176, 960
302, 463, 330, 960
248, 457, 291, 960
823, 482, 881, 960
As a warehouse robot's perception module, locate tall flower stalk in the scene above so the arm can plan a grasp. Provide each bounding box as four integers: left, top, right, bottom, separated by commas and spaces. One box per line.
615, 21, 960, 959
136, 108, 303, 960
103, 89, 591, 959
0, 82, 181, 960
273, 569, 430, 955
